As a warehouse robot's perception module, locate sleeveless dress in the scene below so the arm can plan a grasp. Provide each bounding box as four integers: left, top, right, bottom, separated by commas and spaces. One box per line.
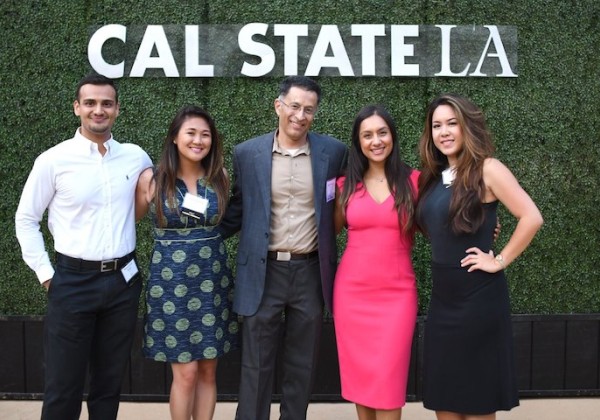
143, 178, 238, 363
333, 172, 418, 409
419, 178, 519, 414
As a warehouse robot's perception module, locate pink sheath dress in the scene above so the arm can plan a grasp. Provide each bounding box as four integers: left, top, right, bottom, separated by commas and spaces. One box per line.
333, 172, 418, 409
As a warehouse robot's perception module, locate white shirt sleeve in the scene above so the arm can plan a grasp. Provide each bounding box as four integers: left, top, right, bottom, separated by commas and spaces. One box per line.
15, 154, 57, 284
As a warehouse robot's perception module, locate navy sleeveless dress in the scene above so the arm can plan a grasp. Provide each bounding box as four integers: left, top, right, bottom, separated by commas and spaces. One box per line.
143, 178, 238, 363
420, 178, 519, 414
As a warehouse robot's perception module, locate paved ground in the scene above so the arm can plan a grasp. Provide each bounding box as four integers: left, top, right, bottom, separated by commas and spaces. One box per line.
1, 398, 599, 419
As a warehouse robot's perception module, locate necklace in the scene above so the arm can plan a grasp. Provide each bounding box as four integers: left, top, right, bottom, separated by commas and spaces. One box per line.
366, 172, 385, 183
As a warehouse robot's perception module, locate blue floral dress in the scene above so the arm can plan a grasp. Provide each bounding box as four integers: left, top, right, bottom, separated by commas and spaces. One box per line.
143, 178, 238, 363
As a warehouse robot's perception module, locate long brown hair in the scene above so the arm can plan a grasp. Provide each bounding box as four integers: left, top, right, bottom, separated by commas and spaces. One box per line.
153, 106, 229, 227
417, 94, 495, 234
340, 105, 416, 233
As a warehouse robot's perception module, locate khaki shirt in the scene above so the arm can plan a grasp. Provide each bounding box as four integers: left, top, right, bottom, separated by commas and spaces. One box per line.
269, 136, 317, 254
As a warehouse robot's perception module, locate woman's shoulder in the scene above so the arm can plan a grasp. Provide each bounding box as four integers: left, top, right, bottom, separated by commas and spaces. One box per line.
137, 166, 156, 193
482, 157, 503, 170
408, 167, 420, 188
139, 166, 154, 181
482, 157, 511, 181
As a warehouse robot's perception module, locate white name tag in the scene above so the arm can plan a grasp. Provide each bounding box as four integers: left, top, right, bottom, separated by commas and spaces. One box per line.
442, 167, 456, 187
182, 192, 209, 219
121, 259, 139, 283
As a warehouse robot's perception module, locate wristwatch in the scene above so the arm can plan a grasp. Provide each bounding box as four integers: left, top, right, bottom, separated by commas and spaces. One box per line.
495, 254, 506, 269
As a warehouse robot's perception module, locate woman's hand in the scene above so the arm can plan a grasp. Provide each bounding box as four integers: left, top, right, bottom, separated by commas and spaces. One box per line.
461, 247, 503, 273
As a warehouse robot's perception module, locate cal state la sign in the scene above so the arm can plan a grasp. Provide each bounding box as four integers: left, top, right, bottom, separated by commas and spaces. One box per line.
88, 24, 517, 78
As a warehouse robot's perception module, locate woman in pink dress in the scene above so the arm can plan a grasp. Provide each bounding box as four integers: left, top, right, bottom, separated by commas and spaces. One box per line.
334, 105, 419, 420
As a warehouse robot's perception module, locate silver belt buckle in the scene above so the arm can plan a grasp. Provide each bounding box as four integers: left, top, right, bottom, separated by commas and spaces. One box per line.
101, 259, 118, 272
277, 251, 291, 261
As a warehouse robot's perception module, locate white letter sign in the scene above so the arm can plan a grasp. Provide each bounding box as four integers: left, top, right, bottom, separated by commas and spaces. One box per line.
88, 24, 126, 78
130, 25, 179, 77
87, 24, 518, 78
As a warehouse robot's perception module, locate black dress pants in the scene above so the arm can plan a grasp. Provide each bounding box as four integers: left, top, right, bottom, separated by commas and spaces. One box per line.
236, 256, 323, 420
41, 260, 142, 420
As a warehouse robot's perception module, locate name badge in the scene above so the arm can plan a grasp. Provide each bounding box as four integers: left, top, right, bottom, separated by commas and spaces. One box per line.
182, 192, 209, 219
442, 167, 456, 188
326, 178, 336, 202
121, 259, 139, 283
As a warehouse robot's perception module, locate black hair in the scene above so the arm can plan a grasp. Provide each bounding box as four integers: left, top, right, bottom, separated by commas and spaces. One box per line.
278, 76, 321, 104
75, 74, 118, 102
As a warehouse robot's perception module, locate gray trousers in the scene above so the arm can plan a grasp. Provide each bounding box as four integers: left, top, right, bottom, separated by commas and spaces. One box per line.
236, 256, 323, 420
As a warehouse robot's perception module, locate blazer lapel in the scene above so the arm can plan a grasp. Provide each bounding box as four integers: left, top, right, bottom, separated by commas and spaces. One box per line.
310, 135, 329, 223
252, 135, 274, 221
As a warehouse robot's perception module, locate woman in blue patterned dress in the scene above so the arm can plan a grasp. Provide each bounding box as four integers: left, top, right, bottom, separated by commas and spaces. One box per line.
136, 105, 238, 420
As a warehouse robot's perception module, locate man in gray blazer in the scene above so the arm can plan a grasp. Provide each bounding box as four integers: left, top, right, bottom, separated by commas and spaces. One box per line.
219, 76, 347, 420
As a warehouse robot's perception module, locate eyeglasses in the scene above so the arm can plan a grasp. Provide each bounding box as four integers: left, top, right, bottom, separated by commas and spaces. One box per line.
278, 97, 317, 116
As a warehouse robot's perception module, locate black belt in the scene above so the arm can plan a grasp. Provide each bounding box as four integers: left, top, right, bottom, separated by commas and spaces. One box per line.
56, 251, 136, 273
267, 250, 318, 261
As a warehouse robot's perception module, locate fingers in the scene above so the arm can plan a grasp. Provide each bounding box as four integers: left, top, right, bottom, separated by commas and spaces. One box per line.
460, 249, 498, 273
460, 253, 478, 267
464, 247, 481, 254
461, 247, 482, 264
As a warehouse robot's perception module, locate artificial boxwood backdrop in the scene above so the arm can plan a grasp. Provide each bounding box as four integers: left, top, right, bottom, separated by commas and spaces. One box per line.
1, 0, 598, 315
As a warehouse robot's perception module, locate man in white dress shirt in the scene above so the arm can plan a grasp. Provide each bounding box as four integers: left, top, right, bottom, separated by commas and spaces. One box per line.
15, 74, 152, 420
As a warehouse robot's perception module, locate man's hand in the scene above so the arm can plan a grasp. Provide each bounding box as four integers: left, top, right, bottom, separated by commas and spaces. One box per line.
493, 218, 501, 241
42, 279, 51, 291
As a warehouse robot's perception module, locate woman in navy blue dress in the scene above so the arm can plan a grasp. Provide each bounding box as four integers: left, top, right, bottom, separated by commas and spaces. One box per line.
136, 106, 238, 420
416, 94, 543, 420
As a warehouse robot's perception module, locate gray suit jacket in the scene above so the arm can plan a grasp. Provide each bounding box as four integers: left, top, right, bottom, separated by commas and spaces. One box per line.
219, 131, 348, 316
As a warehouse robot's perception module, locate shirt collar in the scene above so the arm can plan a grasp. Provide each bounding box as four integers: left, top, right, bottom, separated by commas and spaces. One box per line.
73, 128, 115, 155
272, 130, 311, 156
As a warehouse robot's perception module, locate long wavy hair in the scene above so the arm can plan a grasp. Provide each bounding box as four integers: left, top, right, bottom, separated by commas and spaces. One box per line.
153, 105, 229, 227
417, 93, 495, 234
340, 105, 416, 233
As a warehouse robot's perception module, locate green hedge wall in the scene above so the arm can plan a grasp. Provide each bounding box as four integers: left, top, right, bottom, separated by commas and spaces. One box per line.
1, 0, 598, 315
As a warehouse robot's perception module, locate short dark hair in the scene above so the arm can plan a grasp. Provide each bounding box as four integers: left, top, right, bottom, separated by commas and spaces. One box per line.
278, 76, 321, 104
75, 74, 118, 102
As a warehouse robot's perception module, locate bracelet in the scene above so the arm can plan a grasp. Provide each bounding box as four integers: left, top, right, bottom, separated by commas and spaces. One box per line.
495, 254, 506, 269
